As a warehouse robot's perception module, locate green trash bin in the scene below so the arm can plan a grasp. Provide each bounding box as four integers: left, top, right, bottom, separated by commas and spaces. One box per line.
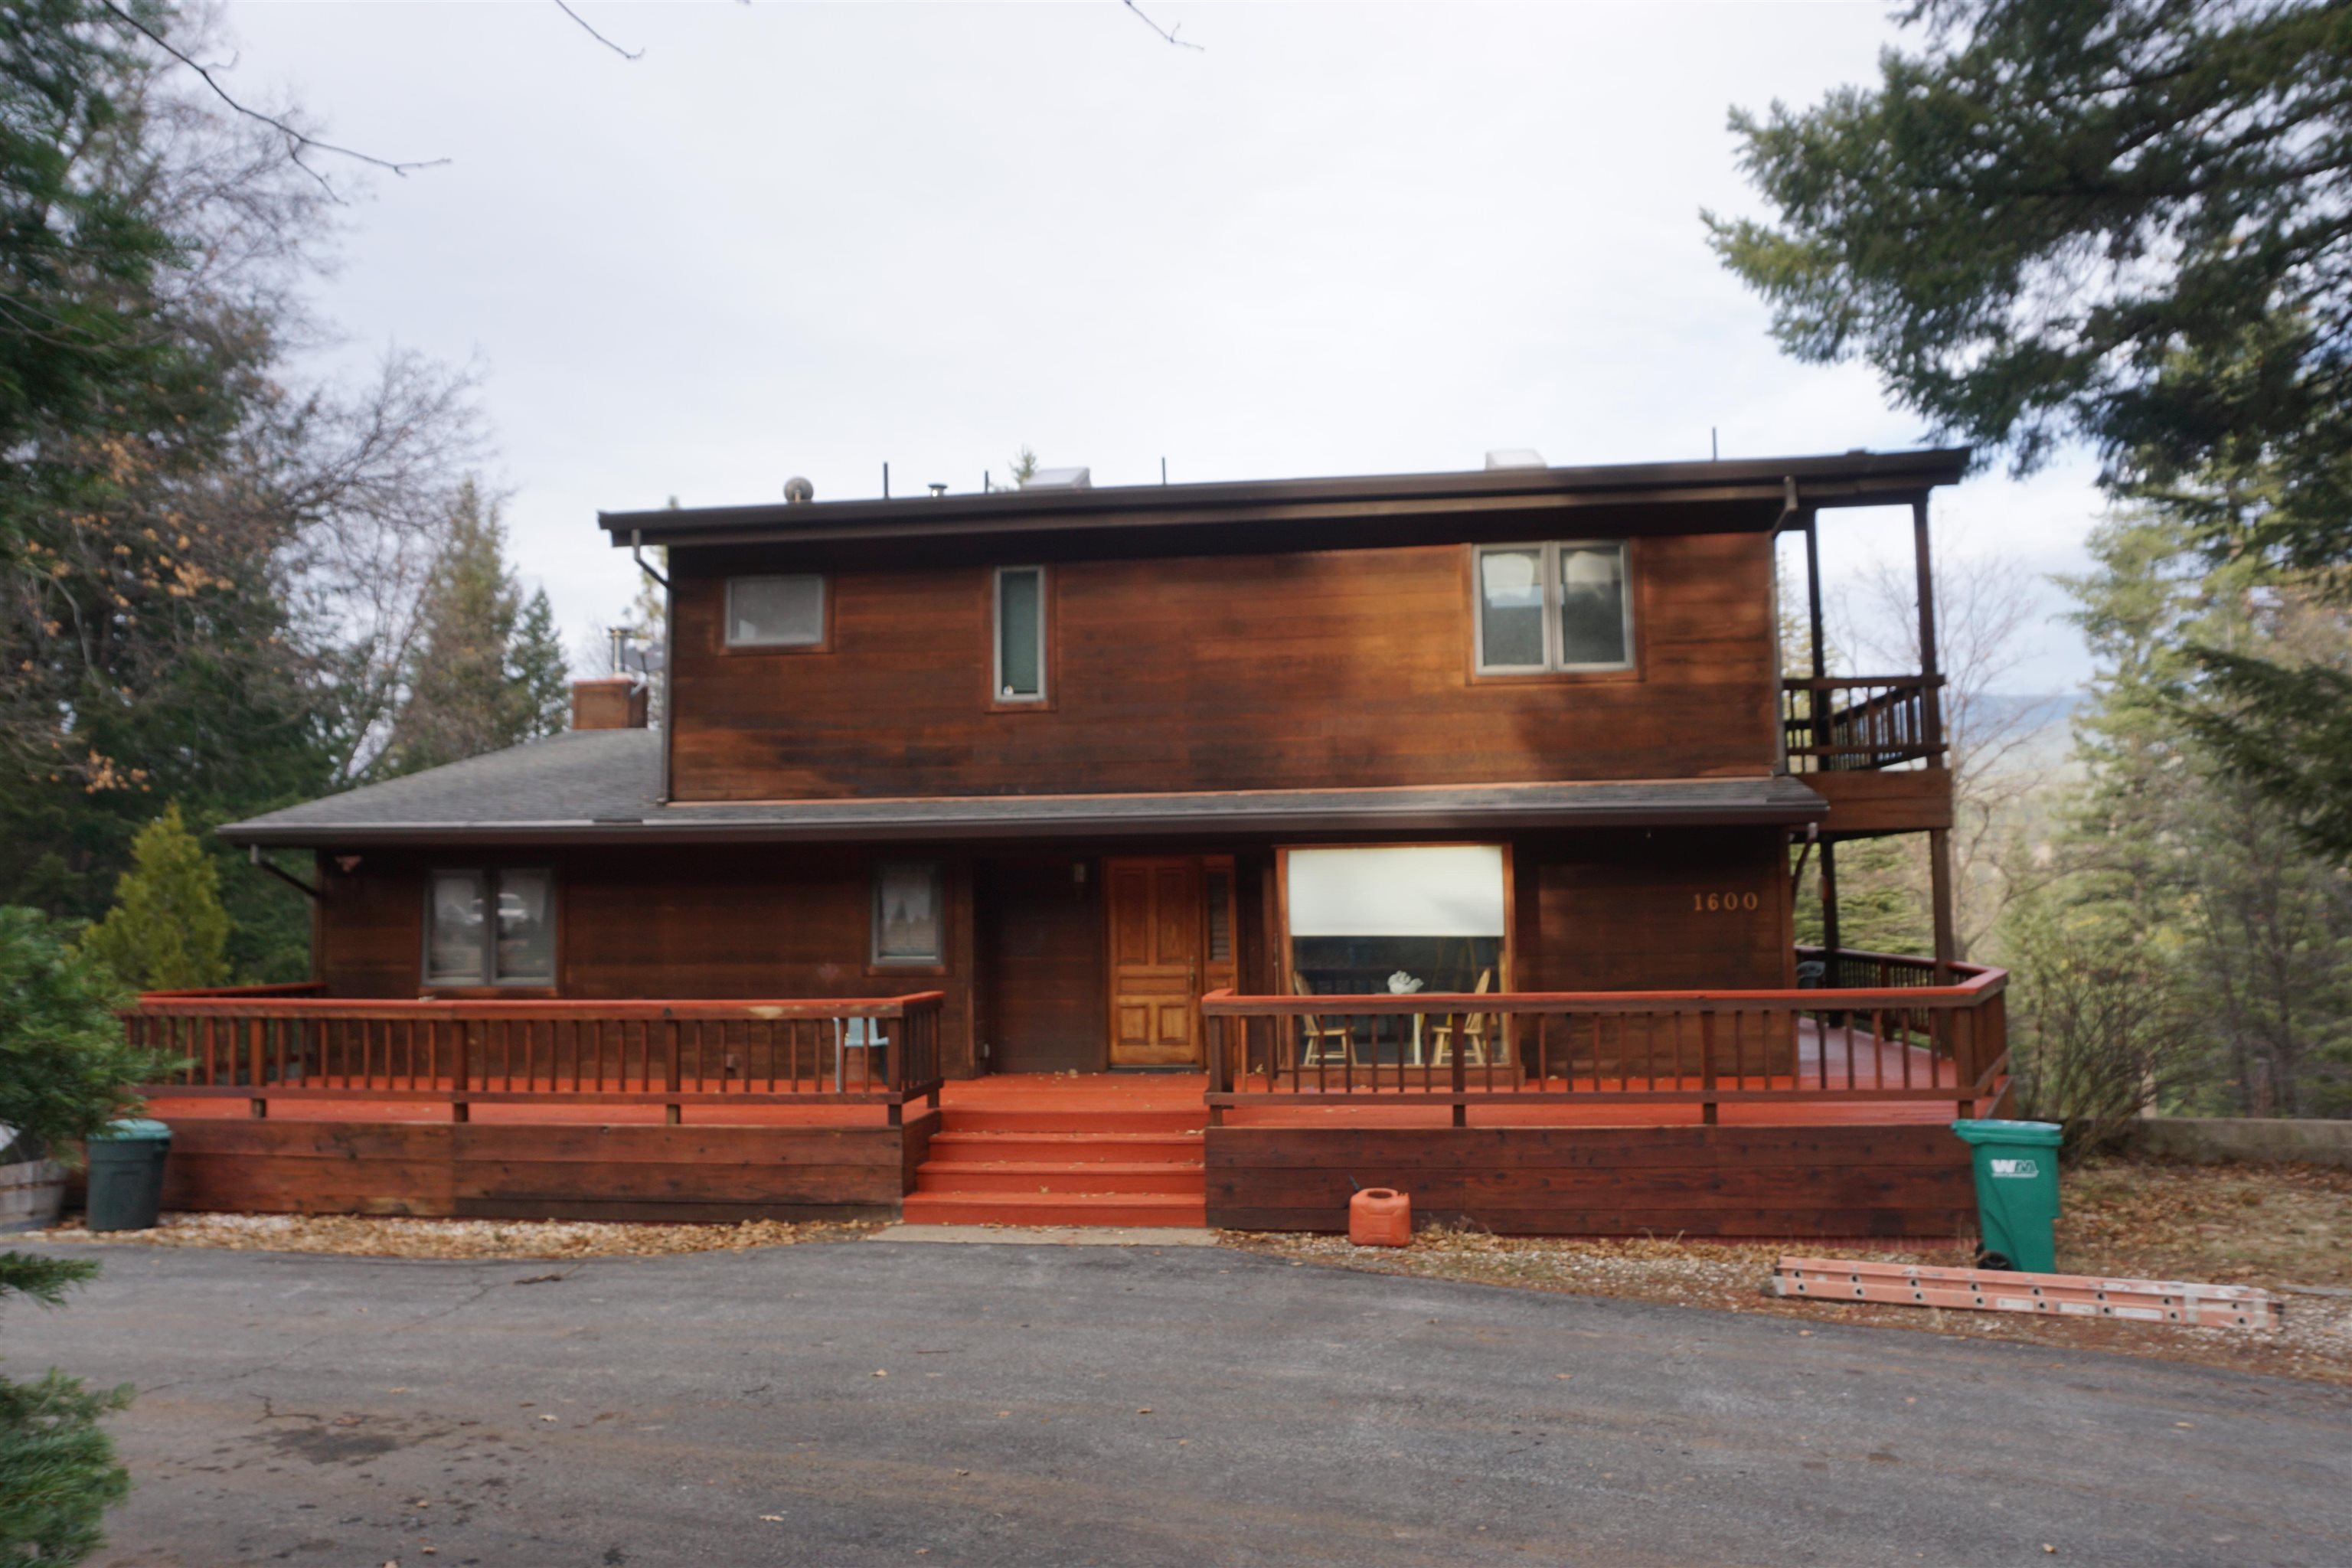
1951, 1119, 2063, 1273
85, 1119, 172, 1233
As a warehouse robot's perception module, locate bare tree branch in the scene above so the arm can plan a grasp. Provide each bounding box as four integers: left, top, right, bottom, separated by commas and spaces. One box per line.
554, 0, 644, 61
1122, 0, 1203, 51
95, 0, 449, 198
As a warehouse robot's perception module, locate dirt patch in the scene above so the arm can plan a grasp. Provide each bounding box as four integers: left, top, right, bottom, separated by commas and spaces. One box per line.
1222, 1158, 2352, 1387
34, 1211, 880, 1259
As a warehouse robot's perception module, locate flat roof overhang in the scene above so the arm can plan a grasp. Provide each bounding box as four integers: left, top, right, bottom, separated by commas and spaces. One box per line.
600, 448, 1970, 553
223, 776, 1828, 850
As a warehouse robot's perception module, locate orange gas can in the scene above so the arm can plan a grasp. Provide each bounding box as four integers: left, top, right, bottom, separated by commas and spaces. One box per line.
1349, 1187, 1412, 1247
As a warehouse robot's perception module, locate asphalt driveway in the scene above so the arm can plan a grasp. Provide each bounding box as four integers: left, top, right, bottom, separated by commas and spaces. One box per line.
10, 1238, 2349, 1567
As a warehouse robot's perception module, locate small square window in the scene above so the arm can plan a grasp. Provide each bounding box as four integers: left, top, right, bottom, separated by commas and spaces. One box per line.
1474, 541, 1632, 673
873, 861, 943, 965
726, 574, 826, 648
993, 566, 1047, 702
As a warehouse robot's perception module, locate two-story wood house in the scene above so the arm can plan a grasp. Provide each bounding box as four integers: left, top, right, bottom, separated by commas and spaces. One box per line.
131, 449, 2007, 1236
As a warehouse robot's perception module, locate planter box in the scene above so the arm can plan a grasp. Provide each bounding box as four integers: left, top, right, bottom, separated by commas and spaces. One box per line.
0, 1157, 68, 1234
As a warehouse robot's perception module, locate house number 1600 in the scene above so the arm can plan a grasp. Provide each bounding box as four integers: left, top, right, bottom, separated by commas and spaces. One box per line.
1694, 891, 1761, 912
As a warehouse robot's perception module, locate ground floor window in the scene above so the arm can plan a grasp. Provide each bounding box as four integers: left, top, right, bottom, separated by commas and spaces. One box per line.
873, 861, 944, 965
425, 867, 555, 987
1284, 844, 1506, 998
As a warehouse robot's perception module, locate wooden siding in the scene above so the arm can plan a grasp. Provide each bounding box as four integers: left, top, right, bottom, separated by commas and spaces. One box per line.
312, 831, 1796, 1081
317, 847, 982, 1077
1205, 1124, 1975, 1237
155, 1113, 933, 1223
976, 857, 1104, 1073
667, 534, 1778, 802
1522, 828, 1792, 993
1806, 767, 1955, 835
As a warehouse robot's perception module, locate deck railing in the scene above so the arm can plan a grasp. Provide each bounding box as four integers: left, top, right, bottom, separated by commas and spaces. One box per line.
1798, 943, 1944, 992
126, 991, 947, 1124
1782, 675, 1945, 772
1202, 962, 2007, 1126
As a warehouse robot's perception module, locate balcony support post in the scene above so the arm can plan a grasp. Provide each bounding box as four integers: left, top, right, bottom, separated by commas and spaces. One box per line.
1929, 826, 1958, 982
1911, 496, 1943, 755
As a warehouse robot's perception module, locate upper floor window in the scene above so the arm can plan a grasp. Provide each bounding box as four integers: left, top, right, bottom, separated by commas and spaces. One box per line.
726, 573, 826, 648
426, 867, 554, 988
993, 566, 1047, 703
1473, 541, 1633, 673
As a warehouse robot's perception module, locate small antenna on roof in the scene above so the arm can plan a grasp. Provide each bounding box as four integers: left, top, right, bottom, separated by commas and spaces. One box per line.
1161, 457, 1168, 485
1711, 427, 1720, 462
882, 462, 890, 499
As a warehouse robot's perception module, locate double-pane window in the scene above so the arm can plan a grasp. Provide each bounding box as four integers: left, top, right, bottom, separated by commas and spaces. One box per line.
426, 868, 555, 987
726, 574, 826, 648
1474, 541, 1633, 672
994, 567, 1047, 701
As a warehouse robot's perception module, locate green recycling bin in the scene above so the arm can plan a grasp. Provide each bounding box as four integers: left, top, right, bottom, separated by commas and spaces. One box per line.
1951, 1119, 2063, 1274
84, 1119, 172, 1233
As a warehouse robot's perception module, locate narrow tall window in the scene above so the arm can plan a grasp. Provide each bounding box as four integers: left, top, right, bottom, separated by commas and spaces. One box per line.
726, 574, 826, 648
873, 861, 944, 965
1473, 541, 1632, 672
426, 868, 556, 987
994, 566, 1047, 701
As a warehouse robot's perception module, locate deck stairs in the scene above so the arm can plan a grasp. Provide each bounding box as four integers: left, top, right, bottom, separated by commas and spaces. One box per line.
903, 1076, 1208, 1227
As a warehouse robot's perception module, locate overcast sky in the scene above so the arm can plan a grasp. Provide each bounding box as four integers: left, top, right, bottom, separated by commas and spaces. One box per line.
227, 1, 2106, 691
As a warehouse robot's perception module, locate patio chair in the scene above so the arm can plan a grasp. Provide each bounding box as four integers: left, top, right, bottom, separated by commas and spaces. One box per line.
1428, 969, 1503, 1067
1290, 972, 1359, 1068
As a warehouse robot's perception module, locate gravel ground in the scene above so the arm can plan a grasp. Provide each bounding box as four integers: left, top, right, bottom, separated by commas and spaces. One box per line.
1225, 1157, 2352, 1388
33, 1210, 880, 1259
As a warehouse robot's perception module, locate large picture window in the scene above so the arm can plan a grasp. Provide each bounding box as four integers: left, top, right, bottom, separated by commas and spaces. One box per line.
425, 868, 555, 988
1474, 541, 1632, 672
993, 566, 1047, 703
725, 573, 827, 648
1284, 845, 1506, 1000
872, 861, 944, 965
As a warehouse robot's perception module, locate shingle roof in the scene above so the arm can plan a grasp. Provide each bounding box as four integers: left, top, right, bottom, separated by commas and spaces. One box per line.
220, 733, 1826, 847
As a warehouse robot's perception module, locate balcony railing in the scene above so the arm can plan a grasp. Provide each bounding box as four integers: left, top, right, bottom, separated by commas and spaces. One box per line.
1201, 959, 2007, 1125
126, 991, 947, 1124
1782, 675, 1945, 773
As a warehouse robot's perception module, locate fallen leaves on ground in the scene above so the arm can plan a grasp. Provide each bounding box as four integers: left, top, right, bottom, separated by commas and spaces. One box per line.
33, 1211, 881, 1259
1221, 1158, 2352, 1387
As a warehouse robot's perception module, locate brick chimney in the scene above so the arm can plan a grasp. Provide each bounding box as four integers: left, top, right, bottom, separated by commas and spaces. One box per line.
571, 677, 648, 730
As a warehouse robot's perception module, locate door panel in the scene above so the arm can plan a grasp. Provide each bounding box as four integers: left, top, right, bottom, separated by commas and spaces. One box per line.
1106, 858, 1202, 1067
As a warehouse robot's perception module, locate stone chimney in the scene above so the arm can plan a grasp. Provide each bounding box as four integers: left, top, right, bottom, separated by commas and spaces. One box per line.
571, 677, 648, 731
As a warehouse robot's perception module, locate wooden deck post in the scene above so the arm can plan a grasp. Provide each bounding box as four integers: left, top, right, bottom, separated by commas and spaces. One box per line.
664, 1017, 681, 1126
1700, 1011, 1719, 1125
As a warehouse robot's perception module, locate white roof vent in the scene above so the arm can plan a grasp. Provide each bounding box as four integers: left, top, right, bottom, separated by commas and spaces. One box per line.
1021, 466, 1092, 490
1485, 449, 1547, 471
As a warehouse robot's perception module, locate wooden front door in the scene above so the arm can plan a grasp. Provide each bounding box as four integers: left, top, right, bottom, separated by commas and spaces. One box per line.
1106, 858, 1202, 1067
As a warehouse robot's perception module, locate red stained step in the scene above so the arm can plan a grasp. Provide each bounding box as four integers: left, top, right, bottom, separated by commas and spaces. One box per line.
898, 1191, 1208, 1228
916, 1161, 1203, 1197
924, 1131, 1204, 1164
938, 1108, 1205, 1136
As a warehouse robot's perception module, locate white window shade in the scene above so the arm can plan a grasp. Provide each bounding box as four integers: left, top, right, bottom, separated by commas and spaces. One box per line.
1286, 846, 1506, 937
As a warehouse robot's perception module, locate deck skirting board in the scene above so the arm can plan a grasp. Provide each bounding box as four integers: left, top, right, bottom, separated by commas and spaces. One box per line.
1205, 1123, 1974, 1238
152, 1112, 939, 1223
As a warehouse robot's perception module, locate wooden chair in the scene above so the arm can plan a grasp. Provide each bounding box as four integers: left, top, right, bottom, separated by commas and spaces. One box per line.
1291, 972, 1359, 1068
1428, 969, 1502, 1067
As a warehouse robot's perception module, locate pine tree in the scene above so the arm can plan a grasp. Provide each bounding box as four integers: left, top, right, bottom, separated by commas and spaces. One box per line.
380, 480, 567, 772
75, 803, 230, 992
508, 587, 570, 742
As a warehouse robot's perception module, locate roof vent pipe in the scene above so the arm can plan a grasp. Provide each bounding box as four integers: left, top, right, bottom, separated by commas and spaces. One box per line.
783, 476, 814, 504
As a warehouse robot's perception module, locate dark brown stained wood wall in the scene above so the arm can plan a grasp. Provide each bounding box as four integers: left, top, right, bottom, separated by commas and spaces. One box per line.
667, 533, 1778, 802
1523, 827, 1792, 993
1206, 1124, 1975, 1237
975, 857, 1105, 1073
311, 831, 1788, 1080
155, 1113, 936, 1223
315, 846, 982, 1077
